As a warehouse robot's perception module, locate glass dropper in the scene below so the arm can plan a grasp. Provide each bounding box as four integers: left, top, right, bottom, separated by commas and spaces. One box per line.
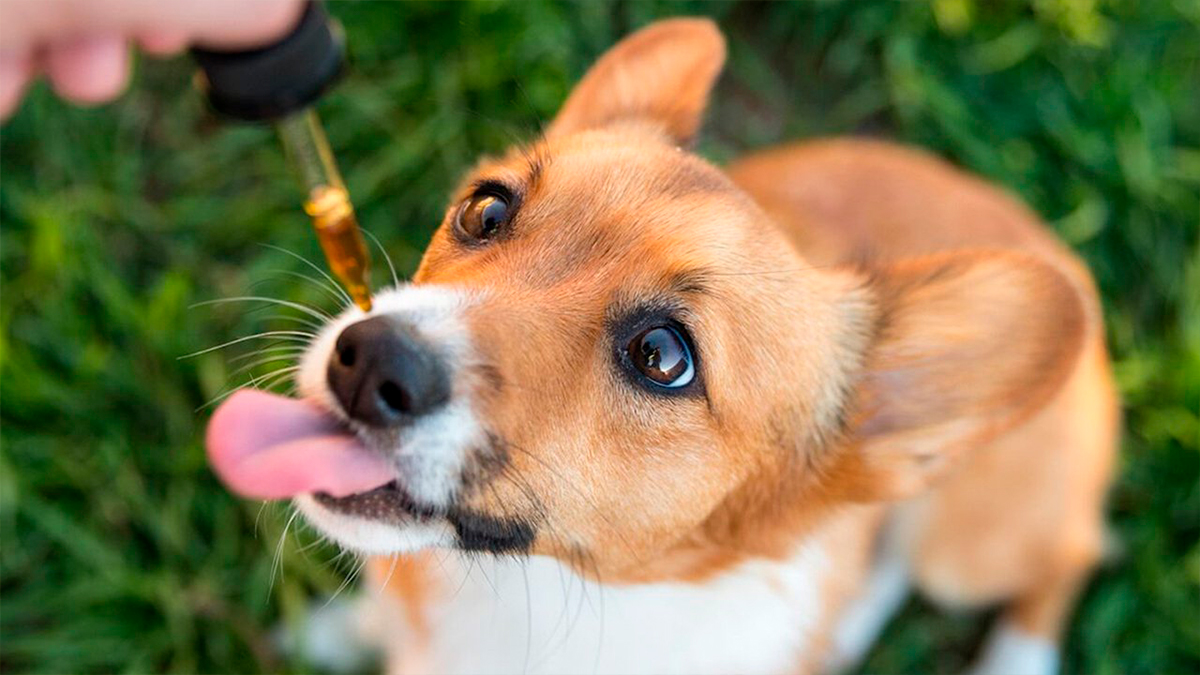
193, 1, 372, 311
277, 109, 372, 311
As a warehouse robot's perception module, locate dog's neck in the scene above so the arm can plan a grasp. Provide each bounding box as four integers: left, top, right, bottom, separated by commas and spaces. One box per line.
368, 505, 883, 675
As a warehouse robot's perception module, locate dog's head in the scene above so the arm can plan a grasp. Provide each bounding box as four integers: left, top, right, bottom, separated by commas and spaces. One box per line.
209, 19, 1084, 581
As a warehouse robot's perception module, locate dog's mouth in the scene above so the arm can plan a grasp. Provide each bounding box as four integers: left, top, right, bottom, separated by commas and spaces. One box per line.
207, 389, 451, 523
313, 479, 435, 521
207, 387, 539, 554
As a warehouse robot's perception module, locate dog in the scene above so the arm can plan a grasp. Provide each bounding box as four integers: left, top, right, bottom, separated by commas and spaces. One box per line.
206, 18, 1118, 675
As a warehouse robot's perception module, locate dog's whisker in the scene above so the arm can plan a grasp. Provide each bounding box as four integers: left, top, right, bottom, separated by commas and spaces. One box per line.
236, 369, 298, 399
324, 553, 367, 609
258, 243, 354, 306
377, 552, 401, 593
588, 548, 606, 675
226, 354, 302, 380
249, 312, 324, 332
268, 508, 301, 602
226, 345, 307, 365
326, 546, 350, 570
468, 547, 500, 597
294, 534, 328, 557
538, 541, 577, 662
362, 228, 401, 290
254, 501, 272, 540
196, 365, 301, 412
249, 366, 301, 391
521, 558, 534, 673
180, 331, 314, 360
258, 268, 350, 310
449, 551, 479, 601
565, 547, 590, 651
191, 296, 332, 322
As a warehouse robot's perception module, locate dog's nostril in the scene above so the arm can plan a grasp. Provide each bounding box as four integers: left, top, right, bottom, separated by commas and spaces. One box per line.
338, 344, 356, 367
378, 381, 412, 414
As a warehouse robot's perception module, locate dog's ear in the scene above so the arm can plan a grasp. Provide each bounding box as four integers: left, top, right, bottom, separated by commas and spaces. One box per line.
547, 18, 725, 145
834, 251, 1087, 501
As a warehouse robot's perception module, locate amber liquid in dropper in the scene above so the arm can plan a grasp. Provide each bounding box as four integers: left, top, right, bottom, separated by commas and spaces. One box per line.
305, 185, 372, 312
278, 109, 373, 312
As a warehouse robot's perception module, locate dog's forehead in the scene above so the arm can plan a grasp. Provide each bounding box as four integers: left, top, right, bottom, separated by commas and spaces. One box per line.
532, 133, 733, 206
476, 134, 749, 280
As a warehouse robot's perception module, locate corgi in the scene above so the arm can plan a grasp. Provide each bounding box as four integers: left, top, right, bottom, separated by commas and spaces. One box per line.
206, 18, 1117, 675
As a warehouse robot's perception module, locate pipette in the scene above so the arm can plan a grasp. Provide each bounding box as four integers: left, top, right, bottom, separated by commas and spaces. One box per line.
193, 1, 372, 311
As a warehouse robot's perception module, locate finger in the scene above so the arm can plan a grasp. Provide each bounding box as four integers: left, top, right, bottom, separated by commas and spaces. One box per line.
44, 34, 130, 105
136, 29, 189, 56
1, 0, 305, 53
176, 0, 304, 51
0, 50, 35, 120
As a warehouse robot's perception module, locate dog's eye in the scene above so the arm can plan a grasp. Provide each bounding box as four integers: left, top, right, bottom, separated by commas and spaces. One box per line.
626, 325, 695, 388
456, 191, 510, 240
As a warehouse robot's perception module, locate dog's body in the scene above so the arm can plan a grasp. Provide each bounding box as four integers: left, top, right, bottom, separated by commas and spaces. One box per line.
353, 138, 1117, 675
207, 18, 1117, 675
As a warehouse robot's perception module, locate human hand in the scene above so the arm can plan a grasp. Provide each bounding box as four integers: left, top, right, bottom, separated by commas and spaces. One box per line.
0, 0, 303, 120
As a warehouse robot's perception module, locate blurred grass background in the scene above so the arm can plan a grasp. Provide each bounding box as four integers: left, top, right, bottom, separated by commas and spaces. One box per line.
2, 1, 1197, 673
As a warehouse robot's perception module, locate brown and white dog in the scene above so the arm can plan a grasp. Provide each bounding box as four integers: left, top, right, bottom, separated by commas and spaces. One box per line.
207, 18, 1118, 675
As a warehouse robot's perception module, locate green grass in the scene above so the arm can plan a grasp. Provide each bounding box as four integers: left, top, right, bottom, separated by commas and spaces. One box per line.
2, 1, 1197, 673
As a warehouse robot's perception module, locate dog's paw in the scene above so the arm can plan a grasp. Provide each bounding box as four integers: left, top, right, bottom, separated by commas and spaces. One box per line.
966, 622, 1059, 675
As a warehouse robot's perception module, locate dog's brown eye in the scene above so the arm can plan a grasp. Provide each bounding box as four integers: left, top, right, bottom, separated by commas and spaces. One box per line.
627, 326, 695, 388
457, 192, 510, 240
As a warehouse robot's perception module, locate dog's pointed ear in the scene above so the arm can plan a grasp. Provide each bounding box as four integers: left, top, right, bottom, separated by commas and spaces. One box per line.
834, 251, 1087, 501
547, 18, 726, 145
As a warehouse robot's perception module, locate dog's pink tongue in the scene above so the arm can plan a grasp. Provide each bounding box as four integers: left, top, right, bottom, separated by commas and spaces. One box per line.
206, 389, 395, 500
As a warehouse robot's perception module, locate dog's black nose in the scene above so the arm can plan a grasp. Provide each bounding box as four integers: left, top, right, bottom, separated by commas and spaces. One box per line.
327, 316, 451, 427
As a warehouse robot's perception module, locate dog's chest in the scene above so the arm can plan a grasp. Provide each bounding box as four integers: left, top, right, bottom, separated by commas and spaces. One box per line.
383, 543, 832, 675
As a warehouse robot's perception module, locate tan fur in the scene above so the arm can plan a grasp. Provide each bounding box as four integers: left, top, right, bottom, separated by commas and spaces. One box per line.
729, 139, 1117, 635
368, 554, 433, 646
547, 18, 726, 144
367, 18, 1117, 671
